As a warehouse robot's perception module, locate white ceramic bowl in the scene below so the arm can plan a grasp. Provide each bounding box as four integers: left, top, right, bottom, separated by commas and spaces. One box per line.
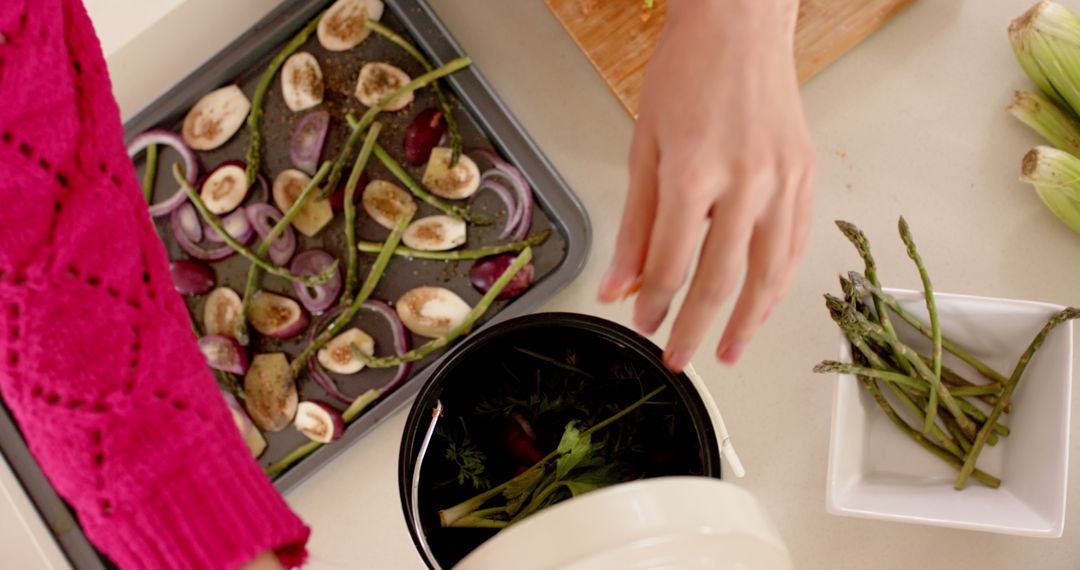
826, 290, 1073, 537
455, 477, 791, 570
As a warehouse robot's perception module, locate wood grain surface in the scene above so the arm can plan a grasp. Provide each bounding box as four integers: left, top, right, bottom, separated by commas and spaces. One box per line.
544, 0, 915, 116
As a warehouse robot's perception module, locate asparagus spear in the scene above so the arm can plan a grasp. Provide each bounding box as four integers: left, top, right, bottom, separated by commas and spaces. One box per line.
842, 305, 976, 437
324, 58, 475, 200
237, 161, 333, 344
955, 307, 1080, 489
352, 247, 533, 368
142, 143, 158, 203
948, 385, 1002, 397
347, 113, 493, 225
827, 303, 966, 458
938, 410, 974, 454
356, 230, 550, 260
848, 272, 1010, 385
365, 19, 463, 165
836, 221, 913, 375
861, 377, 1000, 488
173, 164, 337, 287
289, 215, 412, 379
814, 361, 928, 394
897, 217, 942, 434
342, 123, 383, 306
827, 300, 1008, 439
919, 355, 1008, 411
246, 12, 324, 186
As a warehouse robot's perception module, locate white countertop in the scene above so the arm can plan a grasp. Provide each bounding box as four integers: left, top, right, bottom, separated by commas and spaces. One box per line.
5, 0, 1080, 568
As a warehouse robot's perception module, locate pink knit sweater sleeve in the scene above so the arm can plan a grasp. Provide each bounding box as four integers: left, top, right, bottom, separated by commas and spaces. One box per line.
0, 1, 310, 568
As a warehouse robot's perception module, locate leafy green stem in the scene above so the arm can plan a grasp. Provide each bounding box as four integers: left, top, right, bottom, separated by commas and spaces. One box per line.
439, 385, 667, 528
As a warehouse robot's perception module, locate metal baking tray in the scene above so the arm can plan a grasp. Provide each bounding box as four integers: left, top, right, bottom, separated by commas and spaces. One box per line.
0, 0, 589, 567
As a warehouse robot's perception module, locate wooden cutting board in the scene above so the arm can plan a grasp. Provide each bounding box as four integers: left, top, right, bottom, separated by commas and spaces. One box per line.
545, 0, 914, 116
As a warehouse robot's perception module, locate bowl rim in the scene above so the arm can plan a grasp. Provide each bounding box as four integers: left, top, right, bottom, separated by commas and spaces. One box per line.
397, 311, 724, 568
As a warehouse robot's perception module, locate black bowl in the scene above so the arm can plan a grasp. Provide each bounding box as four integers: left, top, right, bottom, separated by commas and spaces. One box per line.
398, 313, 723, 569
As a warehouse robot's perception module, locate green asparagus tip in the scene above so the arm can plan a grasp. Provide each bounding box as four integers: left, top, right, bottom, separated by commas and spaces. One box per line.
813, 361, 844, 374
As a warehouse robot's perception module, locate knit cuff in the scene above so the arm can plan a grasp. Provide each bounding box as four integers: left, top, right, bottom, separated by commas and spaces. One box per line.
99, 445, 309, 570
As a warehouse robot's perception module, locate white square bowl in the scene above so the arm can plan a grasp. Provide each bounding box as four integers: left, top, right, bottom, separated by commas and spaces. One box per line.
825, 289, 1073, 537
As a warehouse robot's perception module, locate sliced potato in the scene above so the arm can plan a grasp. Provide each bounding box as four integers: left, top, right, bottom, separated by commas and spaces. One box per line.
281, 52, 324, 112
403, 215, 466, 251
317, 0, 385, 51
362, 179, 418, 230
203, 287, 243, 339
317, 328, 375, 375
273, 169, 334, 237
199, 163, 249, 214
354, 62, 413, 111
248, 291, 308, 339
396, 286, 471, 338
243, 353, 299, 433
182, 85, 251, 151
422, 148, 480, 199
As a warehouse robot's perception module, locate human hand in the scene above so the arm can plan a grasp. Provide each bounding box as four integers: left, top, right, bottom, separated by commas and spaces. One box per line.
598, 0, 816, 371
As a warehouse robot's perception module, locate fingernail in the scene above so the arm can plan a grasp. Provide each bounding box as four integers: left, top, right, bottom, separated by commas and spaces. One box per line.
718, 341, 747, 365
598, 268, 628, 303
664, 349, 692, 372
622, 275, 644, 300
761, 306, 774, 325
635, 312, 663, 335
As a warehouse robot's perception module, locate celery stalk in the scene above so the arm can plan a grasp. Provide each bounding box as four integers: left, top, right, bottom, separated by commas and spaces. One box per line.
1020, 145, 1080, 234
1009, 89, 1080, 155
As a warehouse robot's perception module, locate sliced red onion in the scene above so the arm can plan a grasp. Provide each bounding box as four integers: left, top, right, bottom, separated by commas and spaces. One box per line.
307, 360, 353, 405
404, 108, 448, 166
289, 110, 331, 175
290, 249, 342, 314
475, 176, 519, 240
127, 129, 199, 217
470, 254, 535, 301
175, 201, 203, 243
329, 171, 369, 211
169, 259, 215, 295
252, 172, 271, 204
199, 335, 250, 375
247, 203, 297, 266
362, 299, 413, 393
206, 207, 254, 244
474, 149, 533, 240
170, 204, 235, 261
